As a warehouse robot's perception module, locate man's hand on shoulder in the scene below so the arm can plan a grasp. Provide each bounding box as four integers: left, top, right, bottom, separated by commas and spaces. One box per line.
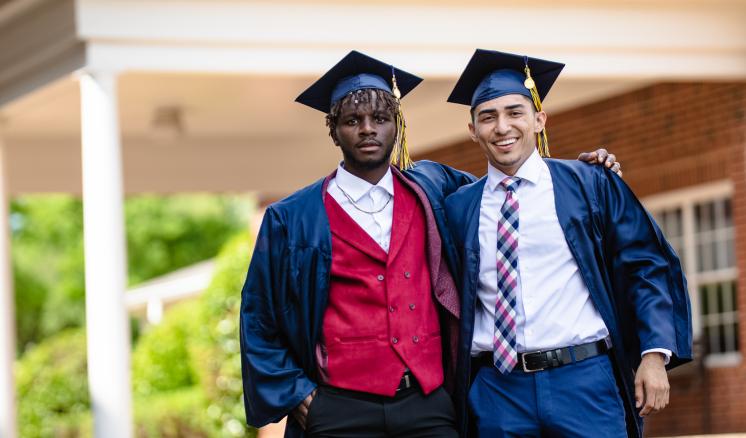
291, 389, 317, 430
635, 353, 670, 417
577, 148, 622, 177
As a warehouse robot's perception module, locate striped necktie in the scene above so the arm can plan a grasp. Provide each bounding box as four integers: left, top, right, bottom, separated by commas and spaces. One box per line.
493, 176, 521, 373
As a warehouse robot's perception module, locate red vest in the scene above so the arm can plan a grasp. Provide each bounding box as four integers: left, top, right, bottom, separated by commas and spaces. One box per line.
321, 173, 444, 396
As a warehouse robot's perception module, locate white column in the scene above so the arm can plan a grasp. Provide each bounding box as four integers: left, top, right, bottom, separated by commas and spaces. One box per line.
0, 134, 18, 438
79, 71, 132, 438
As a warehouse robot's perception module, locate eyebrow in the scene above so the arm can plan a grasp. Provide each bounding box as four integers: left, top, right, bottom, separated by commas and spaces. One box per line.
477, 103, 527, 117
505, 104, 527, 110
477, 108, 497, 116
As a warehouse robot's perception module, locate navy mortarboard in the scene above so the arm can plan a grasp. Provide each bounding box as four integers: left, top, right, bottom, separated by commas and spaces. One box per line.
447, 49, 565, 157
296, 50, 423, 169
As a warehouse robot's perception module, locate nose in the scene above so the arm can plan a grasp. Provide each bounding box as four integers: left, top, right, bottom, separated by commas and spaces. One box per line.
359, 116, 376, 136
495, 116, 510, 135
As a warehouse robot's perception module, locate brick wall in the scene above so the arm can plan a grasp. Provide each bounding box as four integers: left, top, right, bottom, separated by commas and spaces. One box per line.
416, 82, 746, 435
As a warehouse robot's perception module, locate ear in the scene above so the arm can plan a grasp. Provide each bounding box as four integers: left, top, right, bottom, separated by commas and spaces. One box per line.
468, 121, 478, 143
534, 110, 547, 133
331, 130, 340, 147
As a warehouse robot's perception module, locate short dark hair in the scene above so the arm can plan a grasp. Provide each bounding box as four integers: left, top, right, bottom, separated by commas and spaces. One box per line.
326, 88, 399, 138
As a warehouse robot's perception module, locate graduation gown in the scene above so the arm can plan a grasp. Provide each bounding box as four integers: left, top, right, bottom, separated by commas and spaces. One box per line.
444, 158, 692, 438
239, 161, 475, 438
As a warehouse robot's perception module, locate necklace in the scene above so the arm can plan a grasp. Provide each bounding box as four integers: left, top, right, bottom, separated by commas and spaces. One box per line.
336, 184, 392, 214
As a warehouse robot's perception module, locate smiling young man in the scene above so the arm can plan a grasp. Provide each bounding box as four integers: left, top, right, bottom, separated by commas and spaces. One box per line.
239, 50, 621, 438
471, 95, 543, 175
444, 49, 692, 438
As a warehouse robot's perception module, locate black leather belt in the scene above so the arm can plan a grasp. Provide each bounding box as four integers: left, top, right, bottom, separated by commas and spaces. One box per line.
474, 337, 612, 373
395, 370, 420, 395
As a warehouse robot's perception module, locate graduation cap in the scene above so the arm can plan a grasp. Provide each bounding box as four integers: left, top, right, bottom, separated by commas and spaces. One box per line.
447, 49, 565, 157
295, 50, 422, 170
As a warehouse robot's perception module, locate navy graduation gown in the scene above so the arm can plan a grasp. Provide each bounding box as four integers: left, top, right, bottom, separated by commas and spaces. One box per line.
444, 158, 692, 438
239, 161, 475, 437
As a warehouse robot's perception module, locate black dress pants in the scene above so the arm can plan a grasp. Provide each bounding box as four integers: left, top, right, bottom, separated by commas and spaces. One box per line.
306, 385, 458, 438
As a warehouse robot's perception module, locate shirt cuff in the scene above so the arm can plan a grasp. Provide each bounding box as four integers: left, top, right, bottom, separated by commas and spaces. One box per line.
641, 348, 671, 365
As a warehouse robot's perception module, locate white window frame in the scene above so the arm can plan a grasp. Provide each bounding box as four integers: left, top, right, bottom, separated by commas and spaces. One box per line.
642, 180, 741, 368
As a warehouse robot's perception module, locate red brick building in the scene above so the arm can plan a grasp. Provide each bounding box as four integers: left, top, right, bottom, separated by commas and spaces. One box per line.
418, 82, 746, 435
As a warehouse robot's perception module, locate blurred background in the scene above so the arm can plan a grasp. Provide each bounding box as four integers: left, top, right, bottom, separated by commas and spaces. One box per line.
0, 0, 744, 437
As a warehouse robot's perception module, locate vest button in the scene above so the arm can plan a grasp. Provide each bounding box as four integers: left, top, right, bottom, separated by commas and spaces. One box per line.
409, 304, 415, 310
392, 337, 399, 344
404, 271, 411, 278
412, 336, 419, 343
389, 306, 395, 313
377, 274, 385, 281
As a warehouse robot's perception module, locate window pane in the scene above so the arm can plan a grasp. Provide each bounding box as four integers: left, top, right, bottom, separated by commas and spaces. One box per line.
664, 209, 683, 237
700, 285, 709, 315
695, 198, 735, 272
655, 208, 686, 267
699, 281, 740, 355
726, 234, 735, 268
712, 325, 728, 353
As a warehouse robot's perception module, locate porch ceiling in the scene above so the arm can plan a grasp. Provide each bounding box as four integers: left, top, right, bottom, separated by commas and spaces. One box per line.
0, 72, 648, 196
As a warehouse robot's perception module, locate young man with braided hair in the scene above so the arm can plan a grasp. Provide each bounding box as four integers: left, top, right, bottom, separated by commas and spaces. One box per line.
239, 50, 619, 438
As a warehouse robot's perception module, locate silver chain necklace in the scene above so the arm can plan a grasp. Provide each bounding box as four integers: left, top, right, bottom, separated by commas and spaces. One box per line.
336, 184, 392, 215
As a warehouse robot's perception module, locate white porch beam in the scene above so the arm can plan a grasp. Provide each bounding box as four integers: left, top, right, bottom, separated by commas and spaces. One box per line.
0, 132, 18, 438
77, 0, 746, 79
85, 44, 746, 80
79, 71, 133, 438
76, 1, 746, 51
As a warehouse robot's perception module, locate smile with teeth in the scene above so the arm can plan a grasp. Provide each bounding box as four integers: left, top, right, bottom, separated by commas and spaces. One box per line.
494, 138, 517, 146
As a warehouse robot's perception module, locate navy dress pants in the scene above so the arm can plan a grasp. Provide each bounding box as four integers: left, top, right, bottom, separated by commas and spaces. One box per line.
468, 354, 628, 437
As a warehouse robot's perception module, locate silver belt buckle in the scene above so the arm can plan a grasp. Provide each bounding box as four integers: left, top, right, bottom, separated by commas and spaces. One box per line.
396, 373, 411, 392
521, 351, 545, 373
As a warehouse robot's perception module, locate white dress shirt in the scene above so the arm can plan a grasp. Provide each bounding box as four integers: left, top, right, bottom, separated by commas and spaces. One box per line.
472, 150, 670, 361
327, 164, 394, 253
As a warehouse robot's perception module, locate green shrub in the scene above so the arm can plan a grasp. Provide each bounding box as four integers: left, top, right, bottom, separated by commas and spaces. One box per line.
134, 387, 211, 438
132, 300, 201, 398
11, 194, 252, 353
191, 233, 255, 437
131, 231, 256, 437
15, 231, 257, 437
125, 195, 251, 286
15, 328, 91, 438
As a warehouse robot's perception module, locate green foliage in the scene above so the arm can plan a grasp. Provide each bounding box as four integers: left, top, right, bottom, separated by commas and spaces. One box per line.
125, 195, 250, 286
12, 263, 47, 351
191, 233, 254, 437
132, 300, 201, 398
14, 224, 257, 437
134, 388, 211, 438
11, 194, 251, 353
11, 196, 85, 350
15, 329, 91, 438
129, 232, 256, 437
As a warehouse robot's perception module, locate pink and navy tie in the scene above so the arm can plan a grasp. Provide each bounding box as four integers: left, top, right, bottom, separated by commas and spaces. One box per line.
493, 176, 521, 373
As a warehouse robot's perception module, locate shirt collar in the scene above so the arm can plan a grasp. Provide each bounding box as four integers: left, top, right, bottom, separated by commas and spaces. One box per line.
486, 149, 544, 192
336, 163, 394, 202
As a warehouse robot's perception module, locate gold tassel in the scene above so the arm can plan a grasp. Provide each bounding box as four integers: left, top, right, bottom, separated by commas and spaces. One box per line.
524, 62, 551, 158
389, 71, 414, 170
